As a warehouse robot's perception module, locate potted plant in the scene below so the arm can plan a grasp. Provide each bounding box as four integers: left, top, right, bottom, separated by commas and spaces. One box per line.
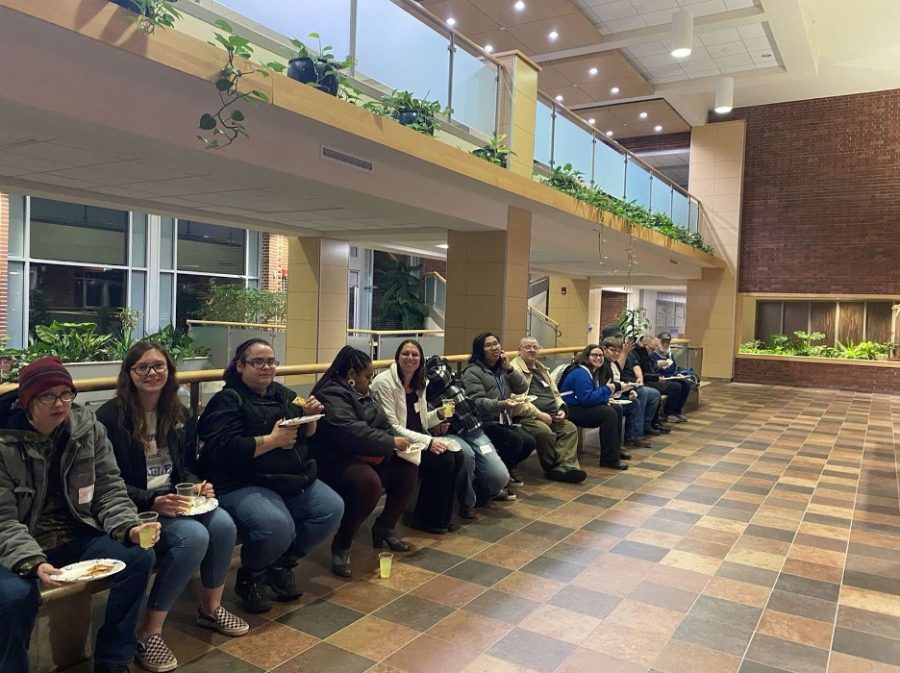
287, 33, 353, 97
617, 307, 652, 342
472, 133, 516, 168
365, 90, 448, 136
374, 257, 428, 329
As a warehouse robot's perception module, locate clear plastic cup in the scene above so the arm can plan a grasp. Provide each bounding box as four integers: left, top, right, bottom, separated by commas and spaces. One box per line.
379, 552, 393, 579
137, 511, 158, 549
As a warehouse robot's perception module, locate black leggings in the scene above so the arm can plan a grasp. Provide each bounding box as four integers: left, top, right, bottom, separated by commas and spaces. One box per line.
414, 449, 464, 530
483, 424, 536, 472
567, 404, 622, 465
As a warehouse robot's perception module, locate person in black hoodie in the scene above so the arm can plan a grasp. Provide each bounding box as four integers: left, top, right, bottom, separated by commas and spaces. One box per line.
309, 346, 417, 578
97, 342, 248, 672
196, 339, 343, 614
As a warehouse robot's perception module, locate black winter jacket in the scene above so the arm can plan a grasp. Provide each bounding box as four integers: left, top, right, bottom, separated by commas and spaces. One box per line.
95, 399, 198, 512
196, 380, 316, 495
309, 378, 397, 461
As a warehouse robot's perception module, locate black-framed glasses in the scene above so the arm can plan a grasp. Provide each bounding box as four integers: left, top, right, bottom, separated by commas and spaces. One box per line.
35, 391, 77, 405
589, 352, 604, 358
131, 363, 168, 376
247, 358, 279, 369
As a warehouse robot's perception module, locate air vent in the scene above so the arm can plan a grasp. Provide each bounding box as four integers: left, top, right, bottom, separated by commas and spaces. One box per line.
321, 146, 373, 172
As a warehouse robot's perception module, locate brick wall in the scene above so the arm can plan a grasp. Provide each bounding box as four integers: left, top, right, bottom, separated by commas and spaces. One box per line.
0, 193, 8, 337
719, 89, 900, 294
733, 356, 900, 393
261, 233, 288, 292
598, 290, 627, 332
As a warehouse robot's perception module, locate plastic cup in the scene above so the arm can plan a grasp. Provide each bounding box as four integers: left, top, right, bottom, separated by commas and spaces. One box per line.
137, 512, 158, 549
175, 482, 195, 512
379, 552, 393, 579
442, 400, 455, 418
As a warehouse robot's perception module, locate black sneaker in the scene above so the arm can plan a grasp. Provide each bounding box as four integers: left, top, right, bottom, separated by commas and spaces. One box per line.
266, 564, 302, 601
644, 427, 662, 436
235, 568, 272, 614
546, 467, 587, 484
653, 424, 672, 434
508, 471, 525, 487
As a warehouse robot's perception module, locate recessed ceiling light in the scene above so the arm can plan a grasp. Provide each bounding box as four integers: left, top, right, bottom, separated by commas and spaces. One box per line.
639, 111, 648, 119
484, 44, 494, 53
588, 67, 598, 76
654, 124, 663, 132
548, 30, 559, 40
588, 118, 596, 125
446, 16, 456, 26
606, 130, 614, 137
436, 243, 449, 249
760, 52, 772, 58
555, 94, 564, 102
514, 0, 526, 10
610, 86, 620, 94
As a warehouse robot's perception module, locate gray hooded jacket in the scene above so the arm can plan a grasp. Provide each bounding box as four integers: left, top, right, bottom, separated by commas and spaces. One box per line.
0, 391, 141, 572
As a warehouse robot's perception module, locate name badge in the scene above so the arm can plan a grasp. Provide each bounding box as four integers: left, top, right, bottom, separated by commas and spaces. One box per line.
413, 402, 421, 413
479, 444, 494, 455
538, 379, 549, 387
78, 484, 94, 504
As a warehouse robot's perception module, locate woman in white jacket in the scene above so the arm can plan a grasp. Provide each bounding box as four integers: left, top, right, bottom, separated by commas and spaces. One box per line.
371, 340, 464, 534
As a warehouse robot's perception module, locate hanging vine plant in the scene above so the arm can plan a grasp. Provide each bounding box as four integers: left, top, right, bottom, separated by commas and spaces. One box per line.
110, 0, 181, 34
197, 20, 285, 150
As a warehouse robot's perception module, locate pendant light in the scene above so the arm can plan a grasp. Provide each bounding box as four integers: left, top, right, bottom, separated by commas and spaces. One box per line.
670, 10, 693, 58
714, 48, 734, 114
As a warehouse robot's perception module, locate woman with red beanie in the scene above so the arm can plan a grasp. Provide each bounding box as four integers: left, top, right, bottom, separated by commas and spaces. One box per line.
0, 356, 159, 673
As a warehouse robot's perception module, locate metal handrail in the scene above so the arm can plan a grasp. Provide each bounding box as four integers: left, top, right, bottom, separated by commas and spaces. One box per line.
187, 319, 285, 330
527, 305, 560, 329
424, 271, 447, 283
535, 91, 699, 202
346, 328, 444, 336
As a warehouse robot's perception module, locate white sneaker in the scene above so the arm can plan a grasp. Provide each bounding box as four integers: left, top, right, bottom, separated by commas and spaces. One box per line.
665, 415, 684, 424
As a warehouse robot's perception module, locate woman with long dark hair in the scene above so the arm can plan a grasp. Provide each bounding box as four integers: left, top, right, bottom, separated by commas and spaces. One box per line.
461, 332, 536, 489
97, 342, 248, 672
558, 344, 627, 470
371, 340, 464, 533
196, 339, 344, 614
310, 346, 417, 578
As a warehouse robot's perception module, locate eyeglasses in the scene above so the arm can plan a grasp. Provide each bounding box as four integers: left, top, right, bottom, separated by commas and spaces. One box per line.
589, 352, 604, 358
246, 358, 279, 369
131, 363, 168, 376
604, 347, 621, 354
35, 391, 76, 405
521, 345, 540, 351
484, 342, 502, 351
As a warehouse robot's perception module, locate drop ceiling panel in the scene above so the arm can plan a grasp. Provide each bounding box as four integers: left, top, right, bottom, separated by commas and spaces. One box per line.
576, 99, 690, 139
505, 10, 603, 53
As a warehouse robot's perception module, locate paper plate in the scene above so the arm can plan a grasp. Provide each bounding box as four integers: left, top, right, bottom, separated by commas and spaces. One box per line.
181, 496, 219, 517
55, 559, 126, 583
280, 414, 324, 427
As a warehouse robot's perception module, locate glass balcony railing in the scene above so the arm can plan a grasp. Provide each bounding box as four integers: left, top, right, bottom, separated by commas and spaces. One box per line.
535, 96, 702, 235
183, 0, 501, 140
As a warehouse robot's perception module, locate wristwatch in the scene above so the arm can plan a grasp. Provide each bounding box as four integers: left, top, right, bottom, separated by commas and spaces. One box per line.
16, 557, 43, 578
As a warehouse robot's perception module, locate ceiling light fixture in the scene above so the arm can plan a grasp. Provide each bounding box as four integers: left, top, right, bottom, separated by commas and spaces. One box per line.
446, 16, 456, 26
514, 0, 526, 10
548, 30, 559, 40
639, 111, 648, 119
436, 243, 449, 249
606, 130, 614, 137
610, 86, 620, 94
589, 67, 598, 76
714, 76, 734, 114
654, 125, 663, 132
588, 118, 596, 125
555, 94, 564, 102
484, 44, 494, 53
670, 10, 693, 58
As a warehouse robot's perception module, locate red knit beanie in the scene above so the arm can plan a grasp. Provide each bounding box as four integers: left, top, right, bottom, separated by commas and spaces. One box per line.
18, 357, 76, 408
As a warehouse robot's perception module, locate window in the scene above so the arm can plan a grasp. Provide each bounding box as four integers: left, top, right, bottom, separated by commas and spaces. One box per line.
29, 264, 126, 333
29, 198, 128, 265
177, 220, 245, 275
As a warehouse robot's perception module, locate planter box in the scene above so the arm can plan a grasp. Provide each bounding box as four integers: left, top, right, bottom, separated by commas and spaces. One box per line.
734, 354, 900, 393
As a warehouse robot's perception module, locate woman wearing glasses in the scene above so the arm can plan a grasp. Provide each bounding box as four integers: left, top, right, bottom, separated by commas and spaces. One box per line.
97, 342, 248, 673
557, 345, 628, 470
0, 357, 157, 673
196, 339, 344, 614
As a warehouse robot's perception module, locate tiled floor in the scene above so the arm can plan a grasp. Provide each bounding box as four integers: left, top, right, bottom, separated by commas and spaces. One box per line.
80, 382, 900, 673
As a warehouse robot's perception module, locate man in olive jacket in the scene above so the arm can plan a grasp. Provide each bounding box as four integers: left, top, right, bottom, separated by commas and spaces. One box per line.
0, 357, 159, 673
510, 338, 586, 484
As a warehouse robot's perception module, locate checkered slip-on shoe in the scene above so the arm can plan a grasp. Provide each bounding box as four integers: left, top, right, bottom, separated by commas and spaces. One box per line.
197, 605, 250, 637
136, 633, 177, 673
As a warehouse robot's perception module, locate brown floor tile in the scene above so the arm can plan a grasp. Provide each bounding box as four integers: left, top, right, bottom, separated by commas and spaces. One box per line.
661, 549, 723, 575
840, 586, 900, 618
459, 653, 541, 673
517, 603, 601, 645
493, 570, 566, 602
278, 597, 366, 638
605, 598, 684, 635
463, 589, 540, 625
326, 615, 419, 661
273, 642, 374, 673
781, 558, 845, 583
470, 544, 541, 569
411, 574, 485, 608
557, 648, 647, 673
487, 627, 577, 673
427, 609, 513, 651
374, 593, 454, 631
745, 634, 829, 673
171, 649, 265, 673
653, 639, 741, 673
829, 652, 900, 673
703, 576, 772, 608
429, 534, 492, 557
833, 627, 900, 667
757, 609, 834, 649
219, 622, 318, 669
629, 580, 699, 612
386, 633, 480, 673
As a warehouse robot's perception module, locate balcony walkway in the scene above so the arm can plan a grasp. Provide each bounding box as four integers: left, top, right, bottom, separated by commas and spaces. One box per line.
78, 382, 900, 673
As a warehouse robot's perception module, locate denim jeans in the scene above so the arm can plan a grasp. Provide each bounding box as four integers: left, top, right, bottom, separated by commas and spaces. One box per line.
0, 531, 155, 671
218, 480, 343, 571
452, 431, 510, 507
148, 507, 237, 612
635, 386, 661, 433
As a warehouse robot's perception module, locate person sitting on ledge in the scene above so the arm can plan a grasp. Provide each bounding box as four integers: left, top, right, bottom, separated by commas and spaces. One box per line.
652, 332, 693, 423
510, 337, 586, 483
0, 357, 159, 673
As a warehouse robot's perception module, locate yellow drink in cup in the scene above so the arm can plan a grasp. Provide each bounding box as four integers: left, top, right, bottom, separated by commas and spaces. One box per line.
138, 512, 158, 549
442, 400, 455, 418
379, 552, 393, 579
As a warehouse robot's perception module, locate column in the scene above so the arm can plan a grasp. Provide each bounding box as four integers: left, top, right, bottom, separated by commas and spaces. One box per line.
285, 237, 349, 382
494, 51, 540, 178
547, 275, 589, 347
685, 120, 745, 379
444, 206, 531, 354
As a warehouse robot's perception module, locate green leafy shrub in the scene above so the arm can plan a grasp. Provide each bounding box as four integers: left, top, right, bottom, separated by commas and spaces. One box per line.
196, 282, 286, 324
739, 332, 893, 360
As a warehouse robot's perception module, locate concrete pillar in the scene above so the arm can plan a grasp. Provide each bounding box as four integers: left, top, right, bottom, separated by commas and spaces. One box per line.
685, 120, 746, 379
547, 275, 589, 347
285, 237, 349, 382
494, 51, 540, 178
444, 206, 531, 354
